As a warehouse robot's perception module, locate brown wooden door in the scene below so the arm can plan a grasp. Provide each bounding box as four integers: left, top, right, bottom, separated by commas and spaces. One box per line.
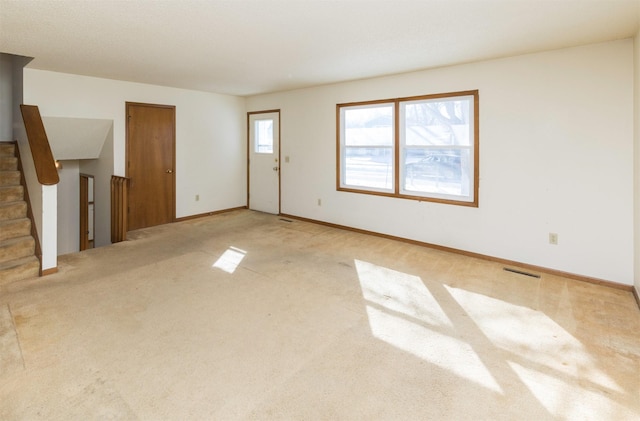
79, 174, 89, 250
126, 102, 176, 231
80, 174, 95, 251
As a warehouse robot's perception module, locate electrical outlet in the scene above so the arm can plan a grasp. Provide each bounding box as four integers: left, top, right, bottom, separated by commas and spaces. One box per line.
549, 233, 558, 245
317, 198, 322, 206
195, 194, 200, 201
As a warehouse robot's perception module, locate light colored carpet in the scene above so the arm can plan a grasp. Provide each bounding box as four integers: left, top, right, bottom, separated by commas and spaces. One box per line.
1, 209, 639, 420
0, 303, 24, 376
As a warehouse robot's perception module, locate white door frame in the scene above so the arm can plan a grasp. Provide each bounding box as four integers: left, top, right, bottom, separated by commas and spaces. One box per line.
247, 110, 281, 214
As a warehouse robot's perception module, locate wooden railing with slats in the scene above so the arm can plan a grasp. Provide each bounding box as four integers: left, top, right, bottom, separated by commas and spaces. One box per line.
110, 175, 129, 243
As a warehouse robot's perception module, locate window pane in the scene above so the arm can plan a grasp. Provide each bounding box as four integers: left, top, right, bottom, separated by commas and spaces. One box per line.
255, 119, 273, 153
338, 90, 477, 206
403, 149, 470, 197
344, 147, 393, 190
344, 105, 393, 146
403, 98, 471, 146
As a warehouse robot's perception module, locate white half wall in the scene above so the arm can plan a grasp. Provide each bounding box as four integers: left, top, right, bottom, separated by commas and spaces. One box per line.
23, 70, 247, 220
41, 184, 57, 269
247, 39, 634, 285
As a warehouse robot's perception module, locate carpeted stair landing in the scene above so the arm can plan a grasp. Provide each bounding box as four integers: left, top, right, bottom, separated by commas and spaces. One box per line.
0, 142, 39, 285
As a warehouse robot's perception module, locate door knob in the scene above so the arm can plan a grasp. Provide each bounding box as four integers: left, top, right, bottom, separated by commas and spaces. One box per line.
273, 167, 279, 171
166, 169, 173, 174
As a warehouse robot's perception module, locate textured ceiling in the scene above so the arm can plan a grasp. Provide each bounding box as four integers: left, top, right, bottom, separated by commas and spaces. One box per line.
1, 0, 639, 96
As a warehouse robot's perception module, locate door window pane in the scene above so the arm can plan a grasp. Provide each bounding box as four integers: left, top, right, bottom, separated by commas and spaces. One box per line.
255, 119, 273, 153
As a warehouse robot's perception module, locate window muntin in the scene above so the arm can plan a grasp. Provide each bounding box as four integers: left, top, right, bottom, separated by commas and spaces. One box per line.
338, 91, 478, 206
340, 103, 395, 192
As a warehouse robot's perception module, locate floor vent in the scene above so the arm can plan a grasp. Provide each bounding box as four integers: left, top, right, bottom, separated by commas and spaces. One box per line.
279, 218, 292, 223
503, 267, 541, 278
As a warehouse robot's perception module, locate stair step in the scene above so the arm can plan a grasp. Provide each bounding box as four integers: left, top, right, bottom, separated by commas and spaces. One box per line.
0, 201, 27, 221
0, 218, 31, 242
0, 236, 35, 264
0, 171, 20, 186
0, 144, 39, 284
0, 255, 40, 286
0, 185, 24, 203
0, 157, 18, 171
0, 143, 15, 157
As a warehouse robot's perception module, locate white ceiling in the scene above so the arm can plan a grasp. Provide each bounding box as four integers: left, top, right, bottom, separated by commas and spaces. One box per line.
1, 0, 639, 96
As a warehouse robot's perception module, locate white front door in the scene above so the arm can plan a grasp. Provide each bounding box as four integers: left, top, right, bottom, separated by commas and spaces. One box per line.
249, 111, 280, 214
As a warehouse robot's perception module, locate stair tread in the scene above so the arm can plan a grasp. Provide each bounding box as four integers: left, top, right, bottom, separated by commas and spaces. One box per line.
0, 157, 18, 170
0, 235, 35, 264
0, 255, 39, 275
0, 217, 31, 242
0, 185, 23, 201
0, 200, 27, 222
0, 200, 26, 207
0, 217, 30, 226
0, 201, 27, 216
0, 171, 20, 187
0, 235, 34, 246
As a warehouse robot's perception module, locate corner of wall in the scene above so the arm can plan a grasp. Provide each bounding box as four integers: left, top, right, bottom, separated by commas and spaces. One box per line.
634, 26, 640, 299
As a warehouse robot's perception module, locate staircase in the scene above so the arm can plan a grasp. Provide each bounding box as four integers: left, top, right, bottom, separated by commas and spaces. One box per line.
0, 142, 40, 285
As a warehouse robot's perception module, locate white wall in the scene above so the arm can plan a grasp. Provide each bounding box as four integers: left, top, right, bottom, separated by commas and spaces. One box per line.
247, 40, 634, 285
0, 54, 12, 140
23, 70, 247, 220
79, 127, 113, 248
634, 28, 640, 297
57, 160, 80, 255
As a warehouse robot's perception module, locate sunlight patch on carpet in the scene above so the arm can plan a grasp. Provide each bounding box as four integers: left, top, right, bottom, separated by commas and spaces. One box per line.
212, 246, 247, 273
508, 361, 630, 419
446, 285, 624, 395
355, 259, 502, 393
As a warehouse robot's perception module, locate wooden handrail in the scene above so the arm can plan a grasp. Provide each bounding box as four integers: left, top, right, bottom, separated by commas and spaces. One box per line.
20, 104, 59, 185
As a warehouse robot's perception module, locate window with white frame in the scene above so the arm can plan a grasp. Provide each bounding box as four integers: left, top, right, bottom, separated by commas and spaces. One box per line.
338, 90, 478, 206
